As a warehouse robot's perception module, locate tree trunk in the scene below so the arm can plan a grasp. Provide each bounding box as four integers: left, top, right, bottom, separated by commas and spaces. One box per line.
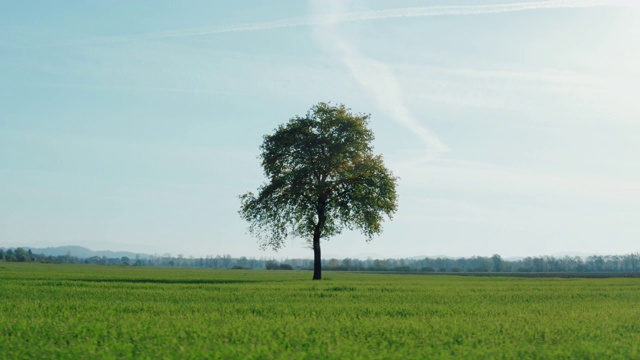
312, 230, 322, 280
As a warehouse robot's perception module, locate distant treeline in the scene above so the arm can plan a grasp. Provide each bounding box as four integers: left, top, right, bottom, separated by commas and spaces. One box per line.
2, 247, 640, 273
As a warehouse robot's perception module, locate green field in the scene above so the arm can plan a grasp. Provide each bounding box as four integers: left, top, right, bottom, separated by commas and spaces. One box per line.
1, 263, 639, 359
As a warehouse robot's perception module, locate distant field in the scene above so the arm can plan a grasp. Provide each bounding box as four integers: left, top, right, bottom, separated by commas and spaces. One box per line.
1, 263, 639, 359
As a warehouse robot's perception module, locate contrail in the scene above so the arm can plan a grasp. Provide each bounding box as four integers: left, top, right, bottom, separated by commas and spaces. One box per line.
337, 46, 451, 158
312, 0, 452, 160
66, 0, 633, 45
149, 0, 634, 38
334, 0, 633, 22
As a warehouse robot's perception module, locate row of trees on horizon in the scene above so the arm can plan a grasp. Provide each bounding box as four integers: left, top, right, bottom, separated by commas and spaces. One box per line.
2, 247, 640, 273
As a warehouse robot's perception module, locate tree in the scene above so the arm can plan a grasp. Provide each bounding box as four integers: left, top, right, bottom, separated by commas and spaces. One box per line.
491, 254, 503, 272
239, 102, 398, 280
15, 248, 28, 262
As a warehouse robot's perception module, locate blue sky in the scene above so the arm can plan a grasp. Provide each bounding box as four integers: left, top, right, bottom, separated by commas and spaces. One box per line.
1, 0, 639, 259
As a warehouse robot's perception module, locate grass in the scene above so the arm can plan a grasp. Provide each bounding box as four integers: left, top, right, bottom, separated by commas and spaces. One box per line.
1, 262, 639, 359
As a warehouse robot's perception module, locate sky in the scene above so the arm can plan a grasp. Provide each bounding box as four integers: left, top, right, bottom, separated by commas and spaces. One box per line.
1, 0, 639, 259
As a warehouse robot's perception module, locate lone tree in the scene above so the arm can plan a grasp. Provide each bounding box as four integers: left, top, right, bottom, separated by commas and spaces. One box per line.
239, 102, 398, 280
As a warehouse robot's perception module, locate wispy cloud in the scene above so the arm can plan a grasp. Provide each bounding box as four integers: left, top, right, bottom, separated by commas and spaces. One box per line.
345, 53, 451, 157
337, 0, 634, 21
312, 0, 449, 159
51, 0, 635, 46
392, 62, 637, 117
21, 81, 216, 95
396, 158, 640, 203
51, 0, 633, 157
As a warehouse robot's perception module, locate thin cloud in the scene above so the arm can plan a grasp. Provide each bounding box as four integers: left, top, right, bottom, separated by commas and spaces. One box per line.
397, 158, 640, 203
56, 0, 634, 46
338, 47, 450, 157
29, 81, 215, 95
313, 0, 449, 159
341, 0, 634, 21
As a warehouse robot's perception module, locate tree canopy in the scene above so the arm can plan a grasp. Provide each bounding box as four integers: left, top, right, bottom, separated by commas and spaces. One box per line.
239, 102, 398, 279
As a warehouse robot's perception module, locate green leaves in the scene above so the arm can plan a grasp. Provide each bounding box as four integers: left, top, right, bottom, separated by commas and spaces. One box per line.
239, 102, 398, 251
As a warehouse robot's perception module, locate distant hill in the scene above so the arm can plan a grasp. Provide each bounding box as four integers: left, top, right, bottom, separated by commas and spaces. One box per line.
15, 245, 150, 259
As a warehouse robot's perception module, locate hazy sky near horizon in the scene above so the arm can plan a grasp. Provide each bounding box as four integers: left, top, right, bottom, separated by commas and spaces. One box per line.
2, 0, 639, 259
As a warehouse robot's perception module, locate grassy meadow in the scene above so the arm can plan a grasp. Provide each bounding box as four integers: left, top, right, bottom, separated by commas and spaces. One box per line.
1, 262, 639, 359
